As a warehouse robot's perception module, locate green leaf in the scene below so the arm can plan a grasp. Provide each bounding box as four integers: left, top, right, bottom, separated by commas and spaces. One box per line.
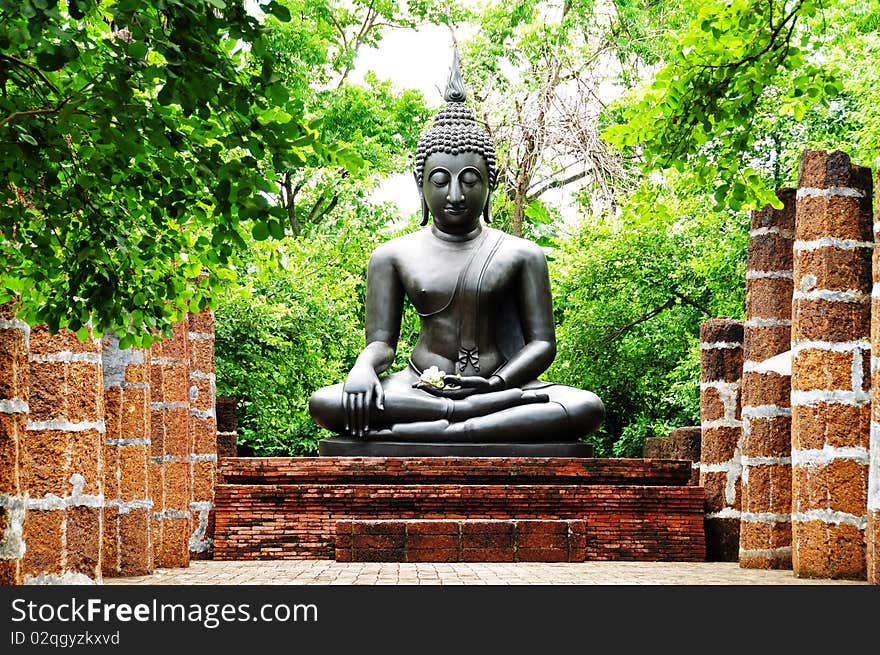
252, 222, 270, 240
267, 2, 292, 22
129, 41, 148, 59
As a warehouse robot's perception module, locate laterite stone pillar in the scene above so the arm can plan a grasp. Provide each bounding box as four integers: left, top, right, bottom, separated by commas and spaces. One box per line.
869, 149, 880, 585
187, 309, 217, 559
23, 327, 104, 583
792, 149, 872, 579
669, 427, 701, 486
216, 396, 238, 458
149, 323, 191, 569
740, 189, 795, 569
700, 318, 744, 561
101, 335, 153, 576
0, 305, 29, 585
642, 436, 671, 459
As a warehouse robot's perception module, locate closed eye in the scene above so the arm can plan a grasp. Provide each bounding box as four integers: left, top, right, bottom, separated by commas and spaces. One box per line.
460, 169, 481, 186
429, 170, 450, 186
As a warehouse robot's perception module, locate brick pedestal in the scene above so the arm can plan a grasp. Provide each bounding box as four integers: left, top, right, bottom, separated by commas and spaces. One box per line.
740, 189, 795, 569
336, 519, 590, 562
213, 457, 706, 562
101, 335, 153, 576
700, 319, 744, 561
792, 149, 872, 579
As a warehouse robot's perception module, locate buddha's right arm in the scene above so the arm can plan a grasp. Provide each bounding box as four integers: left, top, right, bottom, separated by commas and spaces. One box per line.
352, 341, 396, 375
359, 245, 404, 375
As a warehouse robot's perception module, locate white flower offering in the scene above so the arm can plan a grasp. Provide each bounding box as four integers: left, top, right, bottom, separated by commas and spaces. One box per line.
419, 365, 446, 389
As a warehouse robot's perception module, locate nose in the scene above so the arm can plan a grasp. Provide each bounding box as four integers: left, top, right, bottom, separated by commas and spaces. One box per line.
446, 177, 463, 204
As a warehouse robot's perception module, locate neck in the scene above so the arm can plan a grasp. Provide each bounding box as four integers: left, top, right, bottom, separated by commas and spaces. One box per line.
431, 223, 483, 242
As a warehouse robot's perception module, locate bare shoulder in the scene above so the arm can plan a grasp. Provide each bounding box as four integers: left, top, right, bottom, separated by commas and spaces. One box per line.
490, 228, 548, 265
369, 230, 423, 266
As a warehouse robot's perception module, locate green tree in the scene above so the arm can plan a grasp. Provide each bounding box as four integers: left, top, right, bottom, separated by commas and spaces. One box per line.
549, 178, 747, 455
604, 0, 878, 211
0, 0, 358, 345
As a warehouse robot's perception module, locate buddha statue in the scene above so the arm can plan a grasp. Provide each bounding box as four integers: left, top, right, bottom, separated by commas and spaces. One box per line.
310, 53, 604, 456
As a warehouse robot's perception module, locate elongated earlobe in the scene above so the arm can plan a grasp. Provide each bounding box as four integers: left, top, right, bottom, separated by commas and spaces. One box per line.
482, 191, 492, 224
414, 170, 430, 226
420, 197, 430, 226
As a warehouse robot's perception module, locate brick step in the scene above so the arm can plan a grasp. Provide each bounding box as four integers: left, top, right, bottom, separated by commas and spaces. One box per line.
336, 519, 589, 562
213, 482, 706, 562
219, 456, 692, 486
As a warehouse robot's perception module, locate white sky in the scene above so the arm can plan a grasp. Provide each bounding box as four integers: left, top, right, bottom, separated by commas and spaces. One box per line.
348, 23, 455, 216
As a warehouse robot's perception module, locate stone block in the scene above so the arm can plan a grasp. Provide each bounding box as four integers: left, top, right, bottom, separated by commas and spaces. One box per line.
743, 326, 791, 362
66, 506, 101, 578
792, 298, 870, 342
792, 520, 866, 579
795, 247, 871, 292
792, 404, 870, 450
792, 349, 856, 392
746, 278, 793, 320
792, 459, 868, 517
700, 426, 741, 465
21, 509, 63, 576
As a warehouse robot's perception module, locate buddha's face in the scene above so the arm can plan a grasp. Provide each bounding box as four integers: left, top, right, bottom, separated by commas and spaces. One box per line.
422, 151, 490, 233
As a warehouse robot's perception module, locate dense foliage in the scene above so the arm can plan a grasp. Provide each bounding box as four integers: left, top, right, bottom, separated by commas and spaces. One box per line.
0, 0, 358, 345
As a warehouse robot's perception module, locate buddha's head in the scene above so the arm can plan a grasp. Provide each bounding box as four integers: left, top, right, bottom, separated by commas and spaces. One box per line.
414, 51, 497, 231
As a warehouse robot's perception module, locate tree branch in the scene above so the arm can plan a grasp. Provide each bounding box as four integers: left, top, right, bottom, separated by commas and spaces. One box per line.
603, 297, 676, 343
0, 54, 60, 94
526, 169, 589, 201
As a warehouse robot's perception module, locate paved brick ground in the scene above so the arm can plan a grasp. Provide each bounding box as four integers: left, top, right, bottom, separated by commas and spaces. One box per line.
102, 560, 867, 585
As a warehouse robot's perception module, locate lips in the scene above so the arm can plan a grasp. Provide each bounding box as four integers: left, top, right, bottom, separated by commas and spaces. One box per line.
444, 206, 467, 215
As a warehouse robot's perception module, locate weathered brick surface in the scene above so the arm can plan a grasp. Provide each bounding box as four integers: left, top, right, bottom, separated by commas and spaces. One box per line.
2, 308, 220, 585
746, 278, 793, 321
868, 151, 880, 586
335, 519, 603, 563
669, 427, 701, 486
20, 328, 104, 583
740, 191, 794, 570
700, 319, 743, 562
214, 458, 705, 562
869, 511, 879, 585
101, 336, 153, 577
219, 457, 693, 486
187, 310, 217, 561
150, 322, 191, 570
792, 148, 872, 580
0, 308, 28, 585
642, 437, 671, 459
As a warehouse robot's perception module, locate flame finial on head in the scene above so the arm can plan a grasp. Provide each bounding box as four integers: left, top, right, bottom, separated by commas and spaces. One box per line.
445, 48, 467, 103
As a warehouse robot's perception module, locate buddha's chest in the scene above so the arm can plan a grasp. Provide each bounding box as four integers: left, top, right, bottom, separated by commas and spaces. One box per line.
397, 245, 516, 317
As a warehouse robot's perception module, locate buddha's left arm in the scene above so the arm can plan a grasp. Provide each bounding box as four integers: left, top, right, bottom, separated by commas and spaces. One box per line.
490, 244, 557, 389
